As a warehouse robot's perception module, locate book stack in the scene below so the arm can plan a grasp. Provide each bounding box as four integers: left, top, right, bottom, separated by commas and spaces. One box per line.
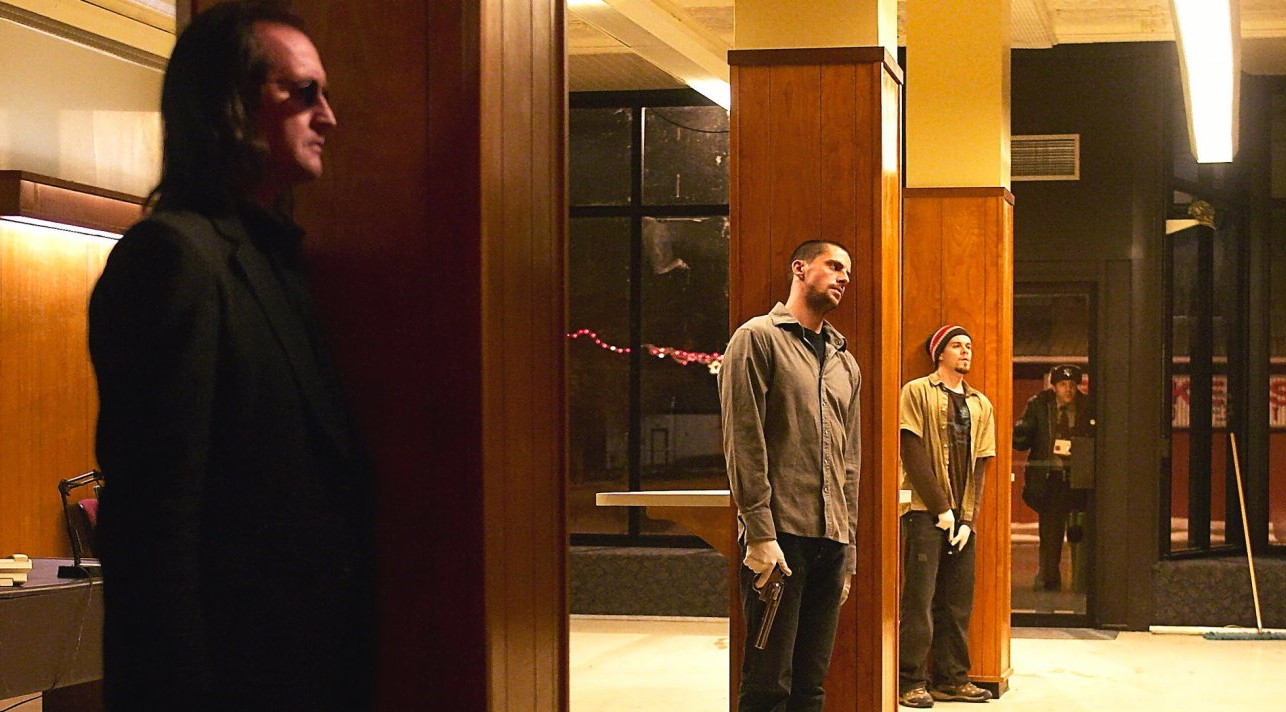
0, 553, 32, 586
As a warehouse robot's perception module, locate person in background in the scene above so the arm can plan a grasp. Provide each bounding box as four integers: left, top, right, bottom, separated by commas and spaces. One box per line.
897, 325, 995, 708
1014, 363, 1093, 591
720, 240, 862, 712
89, 2, 374, 709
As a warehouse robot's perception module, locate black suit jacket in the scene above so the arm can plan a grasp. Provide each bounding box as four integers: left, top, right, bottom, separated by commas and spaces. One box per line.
89, 209, 374, 711
1012, 388, 1093, 473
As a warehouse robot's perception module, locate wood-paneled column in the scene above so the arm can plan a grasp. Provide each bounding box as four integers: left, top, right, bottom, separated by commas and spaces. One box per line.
904, 0, 1013, 694
254, 1, 569, 709
901, 188, 1013, 694
728, 46, 903, 712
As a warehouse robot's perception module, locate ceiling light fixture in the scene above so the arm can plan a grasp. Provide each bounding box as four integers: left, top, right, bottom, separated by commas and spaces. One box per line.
1169, 0, 1240, 163
687, 79, 731, 111
568, 0, 731, 110
0, 171, 141, 240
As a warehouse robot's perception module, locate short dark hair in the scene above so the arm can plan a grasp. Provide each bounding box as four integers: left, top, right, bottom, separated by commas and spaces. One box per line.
790, 240, 851, 265
149, 1, 306, 213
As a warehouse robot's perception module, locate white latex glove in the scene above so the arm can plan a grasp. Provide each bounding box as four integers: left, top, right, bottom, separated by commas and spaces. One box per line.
935, 508, 956, 533
950, 523, 973, 552
744, 539, 792, 587
841, 577, 852, 605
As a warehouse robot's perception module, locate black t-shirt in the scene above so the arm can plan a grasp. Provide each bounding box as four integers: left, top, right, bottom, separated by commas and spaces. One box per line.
800, 326, 827, 366
943, 386, 972, 509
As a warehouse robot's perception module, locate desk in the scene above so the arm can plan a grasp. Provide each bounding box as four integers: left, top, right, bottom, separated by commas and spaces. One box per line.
0, 559, 103, 707
595, 489, 913, 559
595, 490, 734, 560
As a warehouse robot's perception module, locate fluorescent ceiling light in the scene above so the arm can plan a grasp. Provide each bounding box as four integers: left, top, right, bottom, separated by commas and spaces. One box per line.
0, 171, 142, 239
1170, 0, 1240, 163
0, 215, 123, 240
687, 79, 731, 111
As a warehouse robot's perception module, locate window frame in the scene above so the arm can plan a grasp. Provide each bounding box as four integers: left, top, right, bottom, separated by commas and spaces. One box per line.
569, 89, 730, 548
1162, 74, 1286, 560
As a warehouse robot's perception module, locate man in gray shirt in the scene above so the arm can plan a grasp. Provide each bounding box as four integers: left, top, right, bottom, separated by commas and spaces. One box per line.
720, 240, 862, 712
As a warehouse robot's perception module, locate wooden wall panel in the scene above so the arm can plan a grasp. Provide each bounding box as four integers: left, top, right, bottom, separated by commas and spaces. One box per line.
769, 66, 824, 251
729, 64, 775, 321
902, 198, 943, 360
286, 0, 567, 709
730, 48, 902, 712
902, 188, 1013, 693
863, 66, 905, 709
833, 61, 904, 712
0, 223, 114, 558
818, 64, 860, 253
481, 0, 566, 709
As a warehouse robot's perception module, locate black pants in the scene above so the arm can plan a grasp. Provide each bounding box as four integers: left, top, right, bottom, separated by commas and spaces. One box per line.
898, 511, 976, 694
1037, 472, 1071, 589
738, 532, 847, 712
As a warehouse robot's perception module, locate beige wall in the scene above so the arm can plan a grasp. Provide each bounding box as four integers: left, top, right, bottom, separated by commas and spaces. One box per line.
0, 17, 160, 554
0, 19, 162, 197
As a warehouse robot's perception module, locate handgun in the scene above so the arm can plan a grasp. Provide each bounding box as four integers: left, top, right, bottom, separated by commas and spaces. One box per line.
752, 564, 787, 650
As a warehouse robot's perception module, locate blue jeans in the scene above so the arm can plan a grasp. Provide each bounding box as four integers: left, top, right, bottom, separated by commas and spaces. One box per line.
738, 532, 847, 712
898, 511, 976, 693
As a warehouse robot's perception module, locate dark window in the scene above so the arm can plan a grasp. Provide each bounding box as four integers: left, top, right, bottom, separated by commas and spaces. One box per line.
1166, 214, 1240, 552
567, 91, 730, 545
637, 216, 728, 533
570, 108, 633, 206
567, 217, 632, 535
1268, 86, 1286, 548
1163, 77, 1286, 557
642, 107, 730, 205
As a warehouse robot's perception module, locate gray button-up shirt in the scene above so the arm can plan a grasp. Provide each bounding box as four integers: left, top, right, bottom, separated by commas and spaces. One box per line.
719, 303, 862, 573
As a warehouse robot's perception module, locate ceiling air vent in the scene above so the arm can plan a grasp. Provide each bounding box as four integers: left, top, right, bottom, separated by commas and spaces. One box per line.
1012, 134, 1079, 181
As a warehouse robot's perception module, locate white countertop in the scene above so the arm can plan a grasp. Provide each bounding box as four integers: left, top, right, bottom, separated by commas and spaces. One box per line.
596, 489, 913, 506
595, 490, 732, 507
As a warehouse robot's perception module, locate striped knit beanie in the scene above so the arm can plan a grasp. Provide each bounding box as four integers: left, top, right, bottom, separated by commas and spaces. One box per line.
926, 324, 970, 363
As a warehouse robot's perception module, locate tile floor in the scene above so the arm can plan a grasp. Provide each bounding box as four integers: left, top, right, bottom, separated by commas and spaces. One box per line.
6, 620, 1281, 711
570, 615, 1286, 711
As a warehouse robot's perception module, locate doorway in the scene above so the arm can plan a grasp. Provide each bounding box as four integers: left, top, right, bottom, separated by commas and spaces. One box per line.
1011, 283, 1096, 625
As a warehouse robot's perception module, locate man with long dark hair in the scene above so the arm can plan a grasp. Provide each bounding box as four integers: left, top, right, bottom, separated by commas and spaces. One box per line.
89, 2, 374, 708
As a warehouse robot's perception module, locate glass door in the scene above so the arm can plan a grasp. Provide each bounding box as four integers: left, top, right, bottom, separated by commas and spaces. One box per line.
1011, 285, 1095, 624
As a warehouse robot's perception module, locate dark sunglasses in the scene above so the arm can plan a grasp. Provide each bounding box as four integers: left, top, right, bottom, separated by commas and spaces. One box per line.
274, 79, 330, 109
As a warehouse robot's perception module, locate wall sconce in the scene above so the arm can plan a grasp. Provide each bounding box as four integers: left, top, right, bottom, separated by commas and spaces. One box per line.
1169, 0, 1240, 163
0, 171, 143, 239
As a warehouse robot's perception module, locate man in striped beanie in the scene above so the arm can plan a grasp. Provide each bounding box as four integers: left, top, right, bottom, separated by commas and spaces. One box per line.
896, 325, 996, 707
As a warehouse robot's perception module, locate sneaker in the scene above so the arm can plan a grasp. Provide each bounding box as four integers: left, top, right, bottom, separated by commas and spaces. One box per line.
930, 681, 993, 703
898, 686, 934, 708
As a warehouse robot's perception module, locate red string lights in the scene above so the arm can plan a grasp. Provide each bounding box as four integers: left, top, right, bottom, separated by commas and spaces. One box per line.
566, 328, 723, 374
